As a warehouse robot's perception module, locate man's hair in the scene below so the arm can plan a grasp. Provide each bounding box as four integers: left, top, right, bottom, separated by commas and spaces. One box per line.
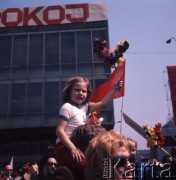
85, 130, 129, 180
71, 124, 106, 152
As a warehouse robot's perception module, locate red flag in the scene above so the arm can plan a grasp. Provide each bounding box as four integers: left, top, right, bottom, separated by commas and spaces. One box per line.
167, 66, 176, 125
91, 61, 125, 103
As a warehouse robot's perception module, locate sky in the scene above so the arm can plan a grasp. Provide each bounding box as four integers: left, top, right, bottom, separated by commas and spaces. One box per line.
0, 0, 176, 149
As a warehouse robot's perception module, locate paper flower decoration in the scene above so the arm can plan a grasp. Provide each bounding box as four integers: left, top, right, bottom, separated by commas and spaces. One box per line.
93, 37, 129, 68
143, 123, 165, 148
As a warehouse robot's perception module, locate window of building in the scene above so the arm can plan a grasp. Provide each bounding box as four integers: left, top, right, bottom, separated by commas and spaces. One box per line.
61, 32, 76, 63
43, 113, 58, 126
12, 35, 28, 79
10, 83, 26, 114
26, 114, 42, 127
12, 35, 28, 66
76, 31, 92, 63
0, 36, 12, 66
26, 83, 42, 113
94, 63, 108, 75
0, 67, 10, 79
44, 82, 60, 113
61, 64, 76, 76
45, 33, 60, 65
28, 65, 43, 78
0, 36, 12, 78
28, 34, 43, 65
44, 64, 60, 77
0, 84, 9, 115
9, 114, 25, 127
77, 63, 92, 75
11, 66, 27, 78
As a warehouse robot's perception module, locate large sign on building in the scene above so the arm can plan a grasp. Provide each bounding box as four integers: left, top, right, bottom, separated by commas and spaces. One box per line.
167, 66, 176, 125
0, 3, 107, 27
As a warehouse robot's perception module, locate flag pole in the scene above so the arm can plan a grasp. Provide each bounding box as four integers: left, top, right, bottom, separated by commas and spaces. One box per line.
120, 97, 124, 134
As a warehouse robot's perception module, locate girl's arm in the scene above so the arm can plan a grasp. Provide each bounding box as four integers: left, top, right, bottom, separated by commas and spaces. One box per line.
89, 80, 123, 113
56, 119, 85, 162
56, 119, 76, 150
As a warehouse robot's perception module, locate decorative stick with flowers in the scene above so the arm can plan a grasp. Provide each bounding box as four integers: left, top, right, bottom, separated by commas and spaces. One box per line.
93, 37, 129, 68
143, 123, 165, 148
143, 123, 176, 160
89, 38, 129, 125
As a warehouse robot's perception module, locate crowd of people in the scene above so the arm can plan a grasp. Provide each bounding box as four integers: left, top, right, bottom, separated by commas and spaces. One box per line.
1, 76, 176, 179
1, 129, 176, 180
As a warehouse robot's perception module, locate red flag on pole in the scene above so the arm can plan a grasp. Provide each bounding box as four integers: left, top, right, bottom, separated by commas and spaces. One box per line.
91, 61, 125, 103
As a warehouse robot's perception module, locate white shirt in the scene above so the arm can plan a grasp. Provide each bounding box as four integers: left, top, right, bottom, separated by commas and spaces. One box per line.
56, 102, 89, 144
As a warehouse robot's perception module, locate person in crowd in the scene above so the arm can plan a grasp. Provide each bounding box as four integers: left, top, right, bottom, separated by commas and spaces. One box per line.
30, 157, 58, 180
126, 138, 138, 164
170, 146, 176, 178
161, 155, 173, 164
51, 166, 74, 180
85, 130, 133, 180
37, 144, 56, 174
70, 124, 106, 179
126, 138, 154, 179
14, 163, 31, 180
0, 170, 5, 180
4, 164, 14, 180
71, 123, 106, 153
55, 76, 123, 170
170, 146, 176, 160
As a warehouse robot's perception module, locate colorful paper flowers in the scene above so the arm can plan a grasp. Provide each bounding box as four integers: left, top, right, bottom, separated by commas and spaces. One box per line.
143, 123, 165, 148
93, 37, 129, 68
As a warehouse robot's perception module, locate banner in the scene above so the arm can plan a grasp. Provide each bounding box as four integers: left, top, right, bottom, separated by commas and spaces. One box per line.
167, 66, 176, 125
0, 3, 107, 27
91, 62, 125, 103
123, 112, 146, 138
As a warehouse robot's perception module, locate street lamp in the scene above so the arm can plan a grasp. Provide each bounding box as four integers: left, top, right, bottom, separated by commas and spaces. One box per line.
166, 37, 176, 44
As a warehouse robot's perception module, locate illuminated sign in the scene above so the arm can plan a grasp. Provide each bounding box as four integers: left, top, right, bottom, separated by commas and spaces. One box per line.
0, 3, 107, 27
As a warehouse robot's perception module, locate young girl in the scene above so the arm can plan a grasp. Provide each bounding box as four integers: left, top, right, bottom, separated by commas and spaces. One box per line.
55, 76, 122, 175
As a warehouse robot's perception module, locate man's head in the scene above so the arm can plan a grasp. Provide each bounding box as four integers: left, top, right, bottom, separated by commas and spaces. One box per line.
5, 165, 13, 177
85, 130, 132, 180
46, 157, 58, 171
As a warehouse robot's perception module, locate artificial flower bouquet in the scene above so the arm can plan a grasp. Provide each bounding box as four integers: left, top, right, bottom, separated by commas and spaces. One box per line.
143, 123, 165, 148
93, 37, 129, 68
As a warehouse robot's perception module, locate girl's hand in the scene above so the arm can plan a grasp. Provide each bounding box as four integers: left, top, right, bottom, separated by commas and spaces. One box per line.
71, 148, 85, 163
114, 80, 123, 90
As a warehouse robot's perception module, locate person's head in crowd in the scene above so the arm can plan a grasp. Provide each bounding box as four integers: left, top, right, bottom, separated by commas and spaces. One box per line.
170, 146, 176, 177
4, 164, 13, 178
46, 157, 58, 172
71, 123, 106, 153
126, 138, 138, 163
37, 144, 56, 173
85, 130, 133, 180
170, 146, 176, 160
51, 166, 75, 180
35, 157, 58, 180
162, 155, 173, 164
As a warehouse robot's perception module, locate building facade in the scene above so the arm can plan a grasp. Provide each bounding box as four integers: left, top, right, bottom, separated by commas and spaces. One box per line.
0, 3, 115, 167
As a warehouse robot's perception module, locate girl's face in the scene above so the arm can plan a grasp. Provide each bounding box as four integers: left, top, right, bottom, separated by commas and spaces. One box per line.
70, 81, 87, 105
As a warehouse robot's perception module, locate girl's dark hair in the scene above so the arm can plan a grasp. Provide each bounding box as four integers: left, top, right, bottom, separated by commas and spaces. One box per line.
62, 76, 93, 104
